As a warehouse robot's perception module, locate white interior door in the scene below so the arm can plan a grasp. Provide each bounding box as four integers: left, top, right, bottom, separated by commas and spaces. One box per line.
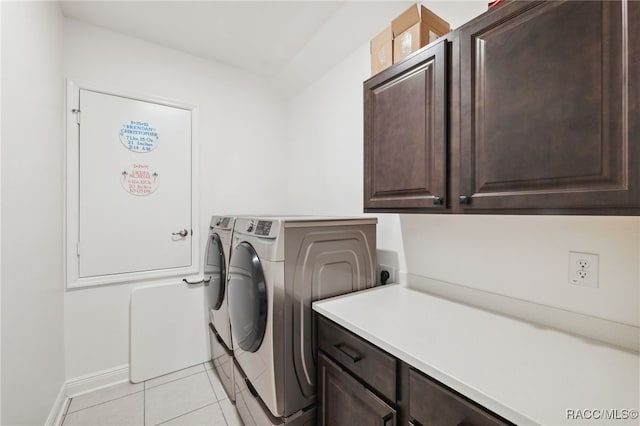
78, 89, 192, 278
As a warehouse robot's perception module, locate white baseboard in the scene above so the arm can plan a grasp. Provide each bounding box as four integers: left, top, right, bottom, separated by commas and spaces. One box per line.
45, 383, 69, 426
66, 364, 130, 397
45, 365, 130, 426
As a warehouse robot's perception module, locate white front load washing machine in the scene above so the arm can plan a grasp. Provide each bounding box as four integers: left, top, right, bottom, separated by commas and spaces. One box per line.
203, 215, 236, 401
227, 216, 377, 425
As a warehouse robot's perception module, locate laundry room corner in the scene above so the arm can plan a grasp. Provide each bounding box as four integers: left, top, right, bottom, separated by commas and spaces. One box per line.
283, 42, 409, 280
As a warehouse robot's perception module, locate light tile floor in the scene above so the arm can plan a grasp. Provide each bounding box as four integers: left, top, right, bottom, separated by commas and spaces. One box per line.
62, 362, 243, 426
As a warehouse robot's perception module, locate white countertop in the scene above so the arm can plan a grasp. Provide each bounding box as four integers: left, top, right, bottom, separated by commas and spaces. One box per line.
313, 285, 640, 426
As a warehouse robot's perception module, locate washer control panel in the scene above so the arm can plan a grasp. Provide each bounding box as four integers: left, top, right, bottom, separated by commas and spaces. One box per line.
210, 216, 233, 230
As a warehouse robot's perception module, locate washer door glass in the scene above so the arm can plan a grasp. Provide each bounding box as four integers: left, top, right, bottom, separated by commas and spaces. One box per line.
204, 233, 225, 310
228, 242, 267, 353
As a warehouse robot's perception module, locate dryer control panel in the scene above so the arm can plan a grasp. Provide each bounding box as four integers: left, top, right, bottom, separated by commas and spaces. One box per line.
254, 221, 272, 236
234, 217, 279, 240
244, 220, 272, 236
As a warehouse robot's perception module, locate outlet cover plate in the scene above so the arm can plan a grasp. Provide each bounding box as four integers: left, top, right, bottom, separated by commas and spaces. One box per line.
568, 251, 599, 288
378, 263, 396, 285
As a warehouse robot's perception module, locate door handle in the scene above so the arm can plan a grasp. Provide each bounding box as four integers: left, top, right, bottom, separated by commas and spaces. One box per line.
182, 276, 211, 285
172, 229, 189, 237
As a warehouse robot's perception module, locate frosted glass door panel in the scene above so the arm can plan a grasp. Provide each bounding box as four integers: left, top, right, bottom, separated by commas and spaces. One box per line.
78, 90, 192, 278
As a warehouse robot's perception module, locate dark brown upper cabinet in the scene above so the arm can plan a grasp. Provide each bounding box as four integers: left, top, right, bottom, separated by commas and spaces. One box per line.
364, 0, 640, 215
364, 39, 448, 212
458, 0, 640, 214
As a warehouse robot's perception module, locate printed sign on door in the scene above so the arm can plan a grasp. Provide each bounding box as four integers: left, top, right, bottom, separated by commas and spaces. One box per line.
120, 120, 159, 152
121, 163, 159, 196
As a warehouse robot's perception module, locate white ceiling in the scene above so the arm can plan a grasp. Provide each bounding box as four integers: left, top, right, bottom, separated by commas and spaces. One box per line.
59, 1, 414, 96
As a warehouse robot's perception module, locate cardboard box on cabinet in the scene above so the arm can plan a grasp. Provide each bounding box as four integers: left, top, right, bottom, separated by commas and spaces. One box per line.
370, 26, 393, 76
392, 4, 450, 63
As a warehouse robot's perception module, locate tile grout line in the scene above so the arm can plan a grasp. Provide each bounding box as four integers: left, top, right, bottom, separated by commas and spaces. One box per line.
204, 364, 223, 403
204, 366, 231, 426
66, 389, 145, 416
154, 402, 219, 426
218, 400, 230, 426
207, 362, 231, 402
66, 365, 218, 426
147, 368, 219, 426
145, 367, 207, 391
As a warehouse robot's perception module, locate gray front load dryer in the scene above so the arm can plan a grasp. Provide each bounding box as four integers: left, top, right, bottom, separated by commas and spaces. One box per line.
227, 216, 377, 424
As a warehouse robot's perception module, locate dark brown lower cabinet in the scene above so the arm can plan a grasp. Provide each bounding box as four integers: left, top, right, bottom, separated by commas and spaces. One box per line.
317, 353, 395, 426
318, 316, 513, 426
409, 369, 509, 426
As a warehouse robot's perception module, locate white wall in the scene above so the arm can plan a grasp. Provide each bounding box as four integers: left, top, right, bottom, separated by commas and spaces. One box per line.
285, 3, 640, 329
401, 215, 639, 326
0, 1, 4, 421
285, 43, 406, 271
63, 19, 287, 379
285, 1, 488, 276
1, 2, 66, 424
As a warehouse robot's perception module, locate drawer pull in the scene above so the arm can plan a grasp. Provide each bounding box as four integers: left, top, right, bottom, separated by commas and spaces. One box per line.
334, 343, 362, 363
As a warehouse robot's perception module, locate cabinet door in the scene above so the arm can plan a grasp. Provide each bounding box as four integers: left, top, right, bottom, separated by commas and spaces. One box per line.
317, 353, 396, 426
409, 369, 511, 426
364, 39, 448, 211
458, 1, 640, 213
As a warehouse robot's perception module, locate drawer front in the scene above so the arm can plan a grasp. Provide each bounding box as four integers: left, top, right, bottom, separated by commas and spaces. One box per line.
409, 369, 512, 426
318, 316, 396, 403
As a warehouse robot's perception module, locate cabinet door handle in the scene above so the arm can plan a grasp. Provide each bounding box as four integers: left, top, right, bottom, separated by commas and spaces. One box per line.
333, 343, 362, 363
459, 195, 472, 205
432, 196, 443, 205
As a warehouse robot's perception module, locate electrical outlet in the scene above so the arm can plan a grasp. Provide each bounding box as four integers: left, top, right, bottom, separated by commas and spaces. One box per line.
378, 264, 396, 285
577, 258, 590, 269
568, 251, 599, 288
